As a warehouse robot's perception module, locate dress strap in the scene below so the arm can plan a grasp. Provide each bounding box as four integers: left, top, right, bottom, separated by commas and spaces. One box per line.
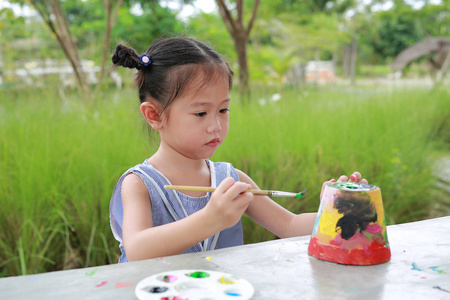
134, 167, 209, 252
135, 167, 181, 221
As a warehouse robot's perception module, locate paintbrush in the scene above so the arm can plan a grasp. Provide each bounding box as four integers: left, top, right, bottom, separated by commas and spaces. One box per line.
164, 185, 307, 198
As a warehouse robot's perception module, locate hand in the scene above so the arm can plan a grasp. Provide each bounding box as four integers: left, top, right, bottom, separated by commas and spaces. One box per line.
320, 171, 368, 200
205, 177, 254, 230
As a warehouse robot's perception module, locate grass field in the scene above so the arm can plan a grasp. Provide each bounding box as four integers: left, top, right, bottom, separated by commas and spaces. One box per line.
0, 84, 448, 277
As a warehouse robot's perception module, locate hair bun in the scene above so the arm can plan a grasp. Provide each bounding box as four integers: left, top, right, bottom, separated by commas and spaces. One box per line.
112, 44, 141, 70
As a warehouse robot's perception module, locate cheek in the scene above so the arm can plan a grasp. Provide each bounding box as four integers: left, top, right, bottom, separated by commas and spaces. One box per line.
221, 118, 230, 135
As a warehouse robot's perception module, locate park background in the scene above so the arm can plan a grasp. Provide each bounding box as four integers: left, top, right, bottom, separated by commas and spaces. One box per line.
0, 0, 449, 277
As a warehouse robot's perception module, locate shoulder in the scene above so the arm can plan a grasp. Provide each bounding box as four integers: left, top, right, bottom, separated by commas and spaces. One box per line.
122, 172, 145, 187
121, 173, 150, 204
208, 160, 237, 176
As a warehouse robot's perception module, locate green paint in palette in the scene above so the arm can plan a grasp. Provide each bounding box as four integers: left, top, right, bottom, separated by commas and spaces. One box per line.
188, 271, 210, 278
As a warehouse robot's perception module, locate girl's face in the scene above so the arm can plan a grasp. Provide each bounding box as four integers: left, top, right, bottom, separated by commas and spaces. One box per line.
159, 75, 230, 160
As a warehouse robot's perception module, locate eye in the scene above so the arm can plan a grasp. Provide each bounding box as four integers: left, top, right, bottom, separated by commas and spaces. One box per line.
194, 112, 207, 117
219, 108, 230, 114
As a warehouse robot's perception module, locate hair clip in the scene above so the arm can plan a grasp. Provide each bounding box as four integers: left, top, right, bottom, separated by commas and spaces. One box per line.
138, 54, 152, 67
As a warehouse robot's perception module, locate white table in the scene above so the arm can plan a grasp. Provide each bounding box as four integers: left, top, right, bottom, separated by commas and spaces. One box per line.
1, 216, 449, 300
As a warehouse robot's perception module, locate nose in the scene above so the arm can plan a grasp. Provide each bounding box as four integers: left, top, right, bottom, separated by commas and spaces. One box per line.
207, 115, 222, 134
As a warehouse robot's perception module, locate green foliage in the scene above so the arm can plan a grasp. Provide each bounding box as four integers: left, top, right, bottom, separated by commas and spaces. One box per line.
0, 85, 448, 276
0, 5, 62, 62
61, 0, 107, 51
3, 1, 185, 66
357, 1, 449, 64
412, 1, 449, 37
256, 0, 353, 15
2, 0, 449, 89
113, 5, 185, 50
246, 11, 347, 87
372, 8, 424, 60
185, 12, 235, 61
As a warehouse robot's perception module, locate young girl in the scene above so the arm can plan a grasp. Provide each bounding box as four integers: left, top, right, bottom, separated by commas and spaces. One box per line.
109, 37, 367, 263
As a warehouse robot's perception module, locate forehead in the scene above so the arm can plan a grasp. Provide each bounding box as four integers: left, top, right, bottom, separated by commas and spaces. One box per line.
181, 72, 230, 105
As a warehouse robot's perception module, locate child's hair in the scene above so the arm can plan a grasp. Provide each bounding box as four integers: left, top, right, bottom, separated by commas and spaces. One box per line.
111, 37, 234, 115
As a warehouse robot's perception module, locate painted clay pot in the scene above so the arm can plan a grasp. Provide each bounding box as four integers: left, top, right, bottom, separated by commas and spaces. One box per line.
308, 182, 391, 265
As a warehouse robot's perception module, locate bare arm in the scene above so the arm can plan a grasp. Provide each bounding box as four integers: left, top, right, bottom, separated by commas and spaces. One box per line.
121, 174, 253, 261
238, 170, 317, 238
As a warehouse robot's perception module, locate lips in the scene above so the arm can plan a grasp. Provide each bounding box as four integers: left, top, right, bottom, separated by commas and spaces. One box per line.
206, 138, 220, 147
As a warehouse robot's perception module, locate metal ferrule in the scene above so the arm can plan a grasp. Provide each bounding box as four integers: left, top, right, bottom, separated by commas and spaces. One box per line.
269, 191, 299, 197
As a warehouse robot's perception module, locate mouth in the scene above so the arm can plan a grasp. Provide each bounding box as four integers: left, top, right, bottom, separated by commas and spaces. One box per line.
206, 138, 221, 147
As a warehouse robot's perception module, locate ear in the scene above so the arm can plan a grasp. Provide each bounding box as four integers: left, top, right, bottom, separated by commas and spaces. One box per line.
140, 101, 163, 131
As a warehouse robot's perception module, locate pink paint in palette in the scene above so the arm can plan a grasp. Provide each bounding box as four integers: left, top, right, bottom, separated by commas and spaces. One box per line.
135, 269, 254, 300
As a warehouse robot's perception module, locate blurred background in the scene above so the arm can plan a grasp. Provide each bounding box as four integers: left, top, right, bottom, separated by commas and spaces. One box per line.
0, 0, 449, 277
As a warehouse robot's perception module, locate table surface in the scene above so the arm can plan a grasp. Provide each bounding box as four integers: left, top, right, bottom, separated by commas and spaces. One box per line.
1, 216, 449, 300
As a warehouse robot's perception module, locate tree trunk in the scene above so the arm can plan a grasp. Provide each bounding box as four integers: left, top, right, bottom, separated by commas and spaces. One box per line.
343, 43, 351, 77
31, 0, 91, 99
95, 0, 123, 95
215, 0, 260, 103
234, 32, 250, 102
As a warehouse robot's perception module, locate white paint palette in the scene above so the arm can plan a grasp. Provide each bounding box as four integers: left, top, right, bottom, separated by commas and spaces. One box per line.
135, 269, 254, 300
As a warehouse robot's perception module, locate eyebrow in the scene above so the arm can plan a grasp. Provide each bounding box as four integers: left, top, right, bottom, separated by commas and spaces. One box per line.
189, 99, 230, 108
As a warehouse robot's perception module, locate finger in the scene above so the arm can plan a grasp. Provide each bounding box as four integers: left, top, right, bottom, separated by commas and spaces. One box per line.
227, 190, 253, 215
215, 177, 235, 194
349, 172, 362, 182
239, 184, 253, 195
236, 191, 254, 205
322, 179, 335, 189
225, 181, 252, 198
337, 175, 348, 182
360, 178, 368, 184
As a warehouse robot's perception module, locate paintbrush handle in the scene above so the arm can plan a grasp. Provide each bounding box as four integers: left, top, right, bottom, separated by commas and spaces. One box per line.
163, 185, 307, 197
164, 185, 270, 195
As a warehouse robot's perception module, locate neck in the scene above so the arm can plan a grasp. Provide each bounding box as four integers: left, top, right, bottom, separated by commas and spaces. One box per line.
147, 144, 211, 187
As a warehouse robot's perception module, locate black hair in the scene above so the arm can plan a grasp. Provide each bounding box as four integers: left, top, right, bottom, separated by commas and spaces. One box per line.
111, 37, 234, 115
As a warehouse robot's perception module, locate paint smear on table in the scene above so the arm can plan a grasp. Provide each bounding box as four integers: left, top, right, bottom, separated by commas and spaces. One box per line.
429, 266, 446, 274
433, 286, 450, 293
95, 281, 108, 287
115, 282, 134, 289
85, 269, 98, 276
411, 263, 446, 274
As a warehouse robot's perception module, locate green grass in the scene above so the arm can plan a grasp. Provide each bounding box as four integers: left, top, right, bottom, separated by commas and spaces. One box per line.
0, 84, 448, 276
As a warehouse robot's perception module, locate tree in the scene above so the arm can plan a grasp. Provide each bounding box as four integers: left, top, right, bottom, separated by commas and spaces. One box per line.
112, 4, 184, 49
372, 10, 424, 60
215, 0, 260, 102
30, 0, 92, 99
29, 0, 124, 98
355, 0, 448, 65
248, 1, 350, 87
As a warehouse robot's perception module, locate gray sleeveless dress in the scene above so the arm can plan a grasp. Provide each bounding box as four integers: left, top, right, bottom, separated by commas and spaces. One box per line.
109, 159, 243, 263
